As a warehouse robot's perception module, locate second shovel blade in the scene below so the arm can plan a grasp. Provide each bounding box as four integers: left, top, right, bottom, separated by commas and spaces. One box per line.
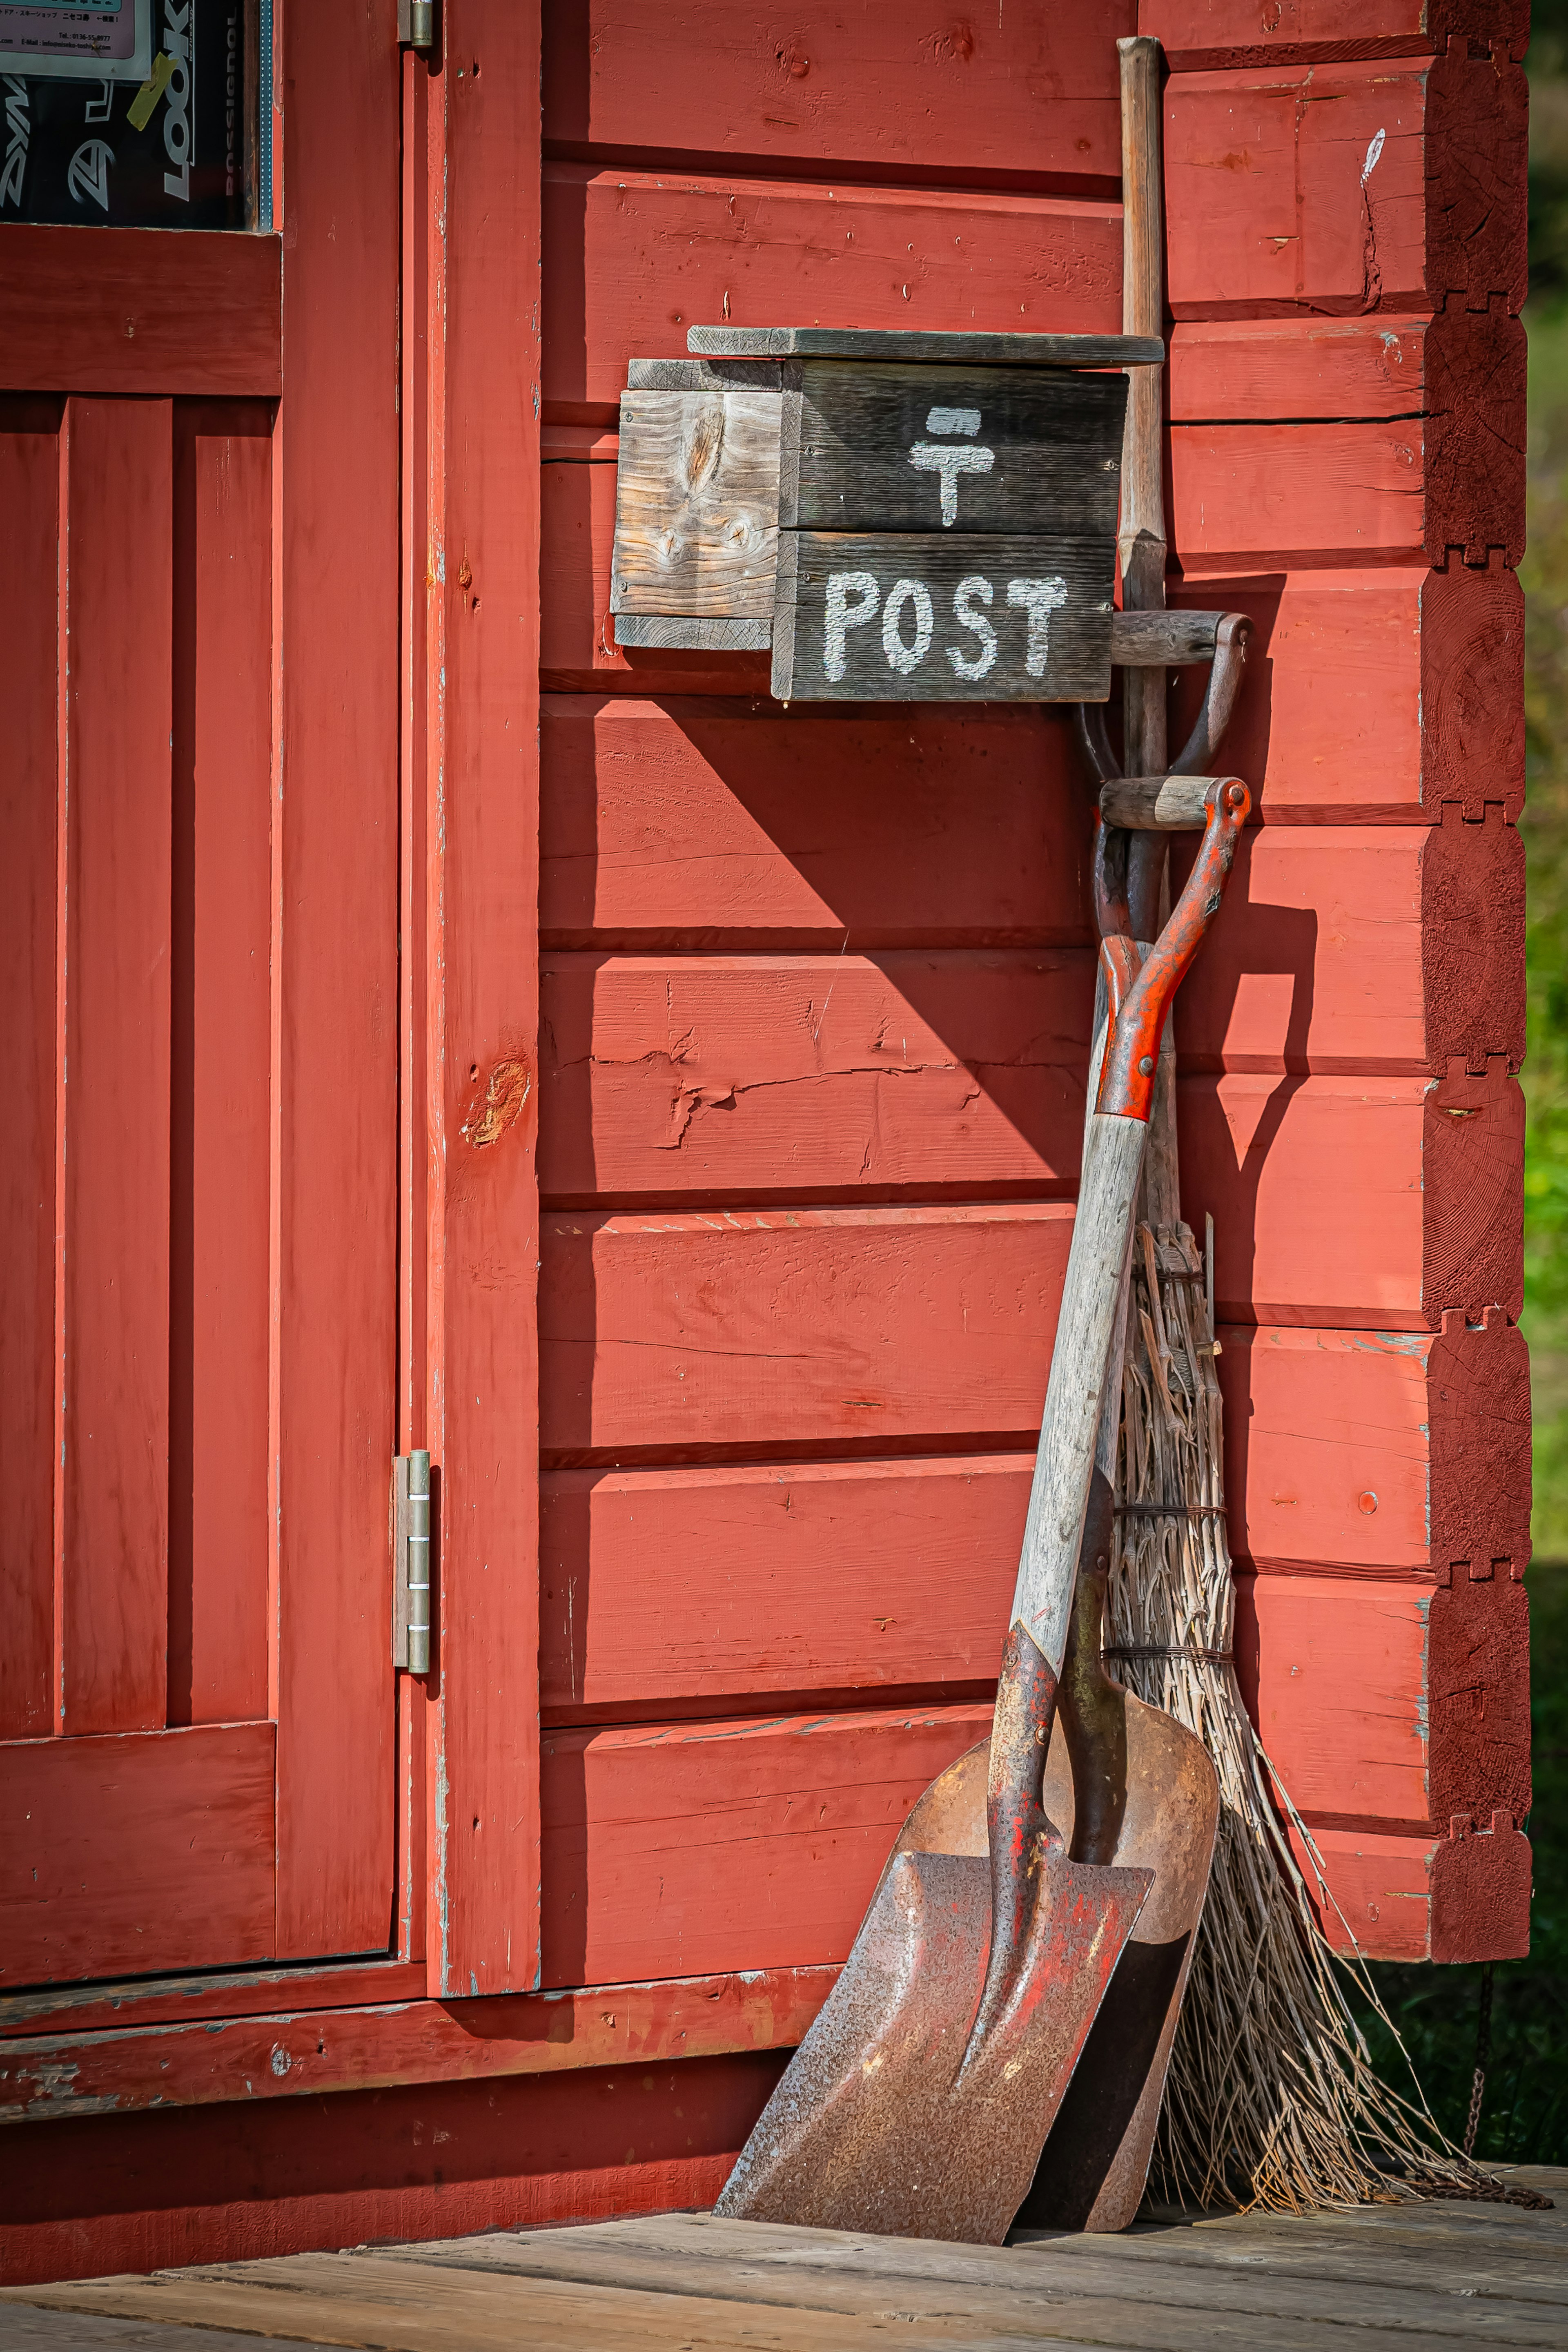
716, 1845, 1152, 2244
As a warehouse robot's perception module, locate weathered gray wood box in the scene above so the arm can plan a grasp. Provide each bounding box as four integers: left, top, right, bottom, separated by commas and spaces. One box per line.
611, 325, 1163, 703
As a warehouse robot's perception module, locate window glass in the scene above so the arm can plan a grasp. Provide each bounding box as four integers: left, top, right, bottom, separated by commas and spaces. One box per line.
0, 1, 262, 229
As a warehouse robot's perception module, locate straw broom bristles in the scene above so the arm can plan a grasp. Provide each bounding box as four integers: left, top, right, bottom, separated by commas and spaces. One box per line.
1109, 1216, 1509, 2210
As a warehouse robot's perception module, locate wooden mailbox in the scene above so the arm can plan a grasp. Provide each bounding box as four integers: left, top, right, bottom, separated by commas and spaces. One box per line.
611, 327, 1160, 702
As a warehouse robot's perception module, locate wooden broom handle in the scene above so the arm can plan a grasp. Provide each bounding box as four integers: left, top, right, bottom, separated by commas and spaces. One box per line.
1117, 32, 1178, 1218
1118, 34, 1165, 635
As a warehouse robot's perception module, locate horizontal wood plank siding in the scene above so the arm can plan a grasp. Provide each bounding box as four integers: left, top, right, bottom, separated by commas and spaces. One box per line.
1286, 1815, 1532, 1964
1167, 567, 1523, 823
1171, 816, 1523, 1075
1155, 7, 1528, 1969
1218, 1315, 1530, 1582
543, 1, 1131, 181
539, 1457, 1026, 1714
1170, 420, 1429, 569
1238, 1570, 1530, 1832
526, 0, 1528, 1988
538, 697, 1092, 947
1143, 1, 1528, 72
539, 1705, 991, 1986
539, 950, 1093, 1201
0, 2052, 790, 2284
1180, 1066, 1523, 1329
1164, 54, 1526, 320
538, 1204, 1074, 1458
542, 165, 1123, 414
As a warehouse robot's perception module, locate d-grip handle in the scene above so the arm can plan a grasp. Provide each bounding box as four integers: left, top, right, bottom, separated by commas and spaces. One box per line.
1072, 613, 1252, 793
1097, 776, 1249, 1124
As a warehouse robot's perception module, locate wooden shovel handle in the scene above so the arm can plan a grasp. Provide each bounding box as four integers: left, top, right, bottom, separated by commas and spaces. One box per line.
1092, 809, 1132, 943
1009, 1106, 1149, 1672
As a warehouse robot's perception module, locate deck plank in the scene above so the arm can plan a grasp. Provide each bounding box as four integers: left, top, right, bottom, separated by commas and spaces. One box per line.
2, 2172, 1563, 2352
0, 2316, 337, 2352
384, 2209, 1568, 2335
0, 2252, 1552, 2352
0, 2256, 1097, 2351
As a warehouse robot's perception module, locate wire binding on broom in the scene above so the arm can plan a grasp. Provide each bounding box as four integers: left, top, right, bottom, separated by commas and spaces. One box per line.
1109, 1217, 1550, 2214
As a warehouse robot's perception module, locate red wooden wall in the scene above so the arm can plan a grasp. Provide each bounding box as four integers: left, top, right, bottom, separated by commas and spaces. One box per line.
1157, 9, 1531, 1958
530, 0, 1118, 2004
530, 0, 1531, 1981
0, 0, 1530, 2282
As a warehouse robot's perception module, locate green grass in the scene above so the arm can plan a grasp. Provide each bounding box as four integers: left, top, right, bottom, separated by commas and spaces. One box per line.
1521, 300, 1568, 1561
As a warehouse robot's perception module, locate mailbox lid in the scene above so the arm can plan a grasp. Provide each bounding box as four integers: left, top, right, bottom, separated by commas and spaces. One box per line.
687, 325, 1164, 368
782, 360, 1127, 536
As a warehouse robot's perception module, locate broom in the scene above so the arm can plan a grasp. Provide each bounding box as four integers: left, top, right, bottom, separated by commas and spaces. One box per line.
1104, 36, 1544, 2214
1106, 1217, 1541, 2209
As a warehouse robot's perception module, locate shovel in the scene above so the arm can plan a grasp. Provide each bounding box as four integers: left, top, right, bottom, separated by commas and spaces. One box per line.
891, 1275, 1224, 2235
716, 775, 1249, 2245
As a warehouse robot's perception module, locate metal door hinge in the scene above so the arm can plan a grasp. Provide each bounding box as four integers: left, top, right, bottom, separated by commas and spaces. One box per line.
398, 2, 435, 49
392, 1450, 433, 1673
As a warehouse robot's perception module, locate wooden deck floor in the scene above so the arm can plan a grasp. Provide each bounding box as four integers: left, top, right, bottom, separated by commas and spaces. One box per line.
4, 2169, 1565, 2350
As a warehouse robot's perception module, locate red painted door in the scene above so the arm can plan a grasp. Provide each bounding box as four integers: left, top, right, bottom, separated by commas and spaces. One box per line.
0, 13, 402, 1987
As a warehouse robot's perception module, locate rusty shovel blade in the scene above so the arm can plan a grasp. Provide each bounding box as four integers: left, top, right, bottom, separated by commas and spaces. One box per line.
715, 1845, 1152, 2243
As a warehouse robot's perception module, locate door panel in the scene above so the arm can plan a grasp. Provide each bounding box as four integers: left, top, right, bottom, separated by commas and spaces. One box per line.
59, 394, 176, 1738
2, 1726, 275, 1985
271, 9, 401, 1960
0, 386, 286, 1985
1, 226, 281, 398
0, 6, 401, 1988
0, 407, 58, 1744
169, 403, 273, 1729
